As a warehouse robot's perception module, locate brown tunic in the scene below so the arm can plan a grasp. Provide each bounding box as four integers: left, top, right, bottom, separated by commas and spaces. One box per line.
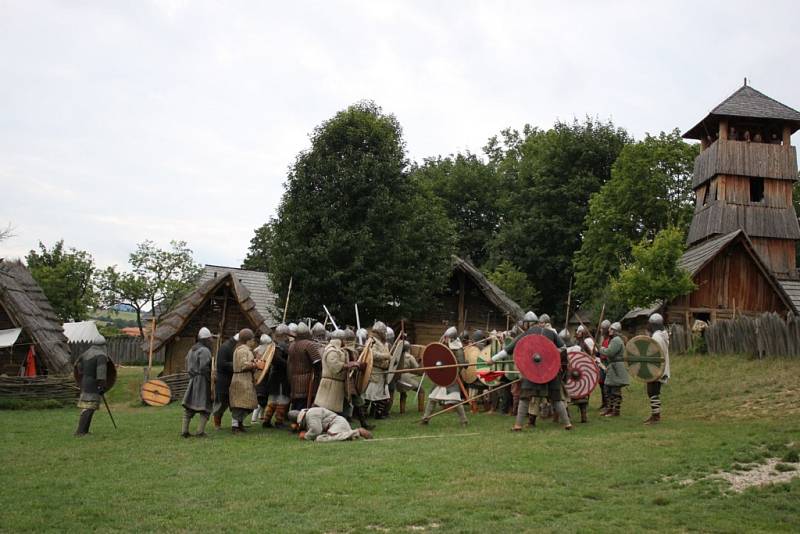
287, 339, 322, 401
229, 344, 258, 410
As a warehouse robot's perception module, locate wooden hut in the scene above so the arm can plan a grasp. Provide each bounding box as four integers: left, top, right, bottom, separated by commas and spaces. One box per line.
624, 83, 800, 332
404, 256, 524, 345
145, 272, 271, 375
0, 260, 71, 375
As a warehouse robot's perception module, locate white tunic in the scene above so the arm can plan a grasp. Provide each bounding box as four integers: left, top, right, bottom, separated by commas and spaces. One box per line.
652, 329, 670, 383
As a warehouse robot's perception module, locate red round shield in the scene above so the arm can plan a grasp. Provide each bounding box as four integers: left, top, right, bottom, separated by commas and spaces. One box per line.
564, 350, 599, 399
514, 334, 560, 384
422, 342, 458, 387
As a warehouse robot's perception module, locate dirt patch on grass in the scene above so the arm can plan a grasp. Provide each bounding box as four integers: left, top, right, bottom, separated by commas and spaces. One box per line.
712, 458, 799, 492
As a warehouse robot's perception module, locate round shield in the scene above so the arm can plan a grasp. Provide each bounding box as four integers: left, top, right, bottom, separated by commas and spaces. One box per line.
624, 335, 665, 382
514, 334, 560, 384
422, 342, 458, 387
476, 344, 501, 386
461, 345, 481, 384
564, 350, 599, 399
355, 346, 374, 395
255, 343, 276, 385
141, 379, 171, 406
387, 339, 405, 385
73, 358, 117, 392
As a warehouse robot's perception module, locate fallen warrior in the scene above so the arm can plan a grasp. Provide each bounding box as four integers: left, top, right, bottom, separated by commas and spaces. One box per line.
288, 407, 373, 442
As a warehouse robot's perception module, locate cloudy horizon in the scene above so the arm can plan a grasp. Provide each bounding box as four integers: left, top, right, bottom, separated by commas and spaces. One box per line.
2, 1, 799, 269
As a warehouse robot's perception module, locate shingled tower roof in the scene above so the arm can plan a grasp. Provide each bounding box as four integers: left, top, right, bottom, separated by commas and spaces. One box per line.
684, 84, 800, 140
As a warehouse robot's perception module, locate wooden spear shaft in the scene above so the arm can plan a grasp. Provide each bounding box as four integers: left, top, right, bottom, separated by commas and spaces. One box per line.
425, 379, 521, 420
375, 362, 478, 374
564, 276, 573, 332
282, 277, 293, 323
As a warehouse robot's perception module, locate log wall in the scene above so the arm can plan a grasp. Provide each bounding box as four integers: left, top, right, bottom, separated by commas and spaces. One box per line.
692, 139, 798, 188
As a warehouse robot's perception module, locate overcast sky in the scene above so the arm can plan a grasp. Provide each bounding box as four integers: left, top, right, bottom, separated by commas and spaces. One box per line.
2, 0, 799, 269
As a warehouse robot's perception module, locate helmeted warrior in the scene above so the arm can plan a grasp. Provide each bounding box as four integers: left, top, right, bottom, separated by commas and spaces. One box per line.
356, 328, 369, 348
395, 340, 422, 414
315, 329, 363, 413
422, 326, 468, 426
288, 407, 373, 442
599, 322, 630, 417
538, 313, 558, 335
494, 320, 573, 431
252, 334, 273, 423
365, 321, 391, 419
342, 327, 372, 429
466, 329, 488, 413
288, 322, 298, 341
597, 319, 612, 413
229, 328, 261, 433
386, 326, 396, 347
73, 341, 110, 436
181, 327, 214, 437
312, 321, 326, 342
262, 324, 291, 428
570, 324, 596, 424
286, 322, 322, 411
644, 313, 670, 424
212, 332, 238, 429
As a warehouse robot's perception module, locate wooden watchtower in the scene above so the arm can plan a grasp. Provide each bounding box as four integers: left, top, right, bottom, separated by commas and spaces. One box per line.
624, 83, 800, 331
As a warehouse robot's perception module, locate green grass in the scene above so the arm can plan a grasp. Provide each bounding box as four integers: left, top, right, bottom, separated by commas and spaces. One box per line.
1, 355, 799, 532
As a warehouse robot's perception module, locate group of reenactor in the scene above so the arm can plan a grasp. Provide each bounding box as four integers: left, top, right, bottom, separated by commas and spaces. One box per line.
72, 310, 671, 439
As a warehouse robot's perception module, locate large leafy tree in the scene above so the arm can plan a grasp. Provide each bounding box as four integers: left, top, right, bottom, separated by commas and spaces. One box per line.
488, 118, 631, 318
246, 101, 455, 323
95, 240, 202, 335
486, 260, 540, 311
26, 240, 96, 322
612, 227, 696, 308
574, 130, 699, 305
241, 223, 273, 273
412, 152, 500, 266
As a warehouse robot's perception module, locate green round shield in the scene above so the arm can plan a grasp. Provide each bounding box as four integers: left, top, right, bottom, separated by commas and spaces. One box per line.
624, 335, 665, 382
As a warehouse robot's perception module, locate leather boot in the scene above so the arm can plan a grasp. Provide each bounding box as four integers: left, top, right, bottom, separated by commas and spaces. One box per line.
470, 400, 478, 414
274, 404, 287, 429
355, 406, 374, 430
579, 404, 588, 423
399, 394, 407, 415
74, 409, 93, 436
644, 413, 661, 425
213, 414, 222, 430
417, 391, 425, 413
527, 415, 536, 428
262, 402, 276, 428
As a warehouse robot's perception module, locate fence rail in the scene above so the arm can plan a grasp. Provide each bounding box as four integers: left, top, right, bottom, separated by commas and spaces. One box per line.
68, 336, 164, 365
704, 312, 800, 357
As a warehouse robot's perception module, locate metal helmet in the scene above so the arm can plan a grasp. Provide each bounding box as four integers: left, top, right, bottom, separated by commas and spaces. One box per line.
523, 311, 538, 323
443, 326, 458, 339
259, 334, 272, 345
288, 323, 298, 336
356, 328, 368, 344
372, 321, 387, 341
274, 324, 290, 337
287, 410, 305, 424
386, 327, 395, 343
576, 324, 589, 337
296, 322, 311, 339
331, 329, 347, 340
649, 313, 664, 326
610, 322, 622, 333
600, 319, 611, 330
403, 340, 411, 351
344, 327, 356, 341
198, 327, 213, 340
538, 313, 551, 325
312, 322, 326, 338
472, 329, 485, 342
558, 329, 570, 342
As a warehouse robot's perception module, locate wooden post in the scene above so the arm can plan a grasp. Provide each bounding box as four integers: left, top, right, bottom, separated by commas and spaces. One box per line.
719, 119, 729, 140
783, 125, 792, 146
211, 284, 229, 400
146, 316, 156, 380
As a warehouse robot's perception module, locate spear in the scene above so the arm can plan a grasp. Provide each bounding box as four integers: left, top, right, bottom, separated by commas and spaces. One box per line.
424, 379, 521, 421
355, 303, 361, 331
282, 277, 293, 323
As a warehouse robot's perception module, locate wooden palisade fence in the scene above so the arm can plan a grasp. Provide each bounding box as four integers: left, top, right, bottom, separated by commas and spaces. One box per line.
704, 312, 800, 357
68, 336, 164, 365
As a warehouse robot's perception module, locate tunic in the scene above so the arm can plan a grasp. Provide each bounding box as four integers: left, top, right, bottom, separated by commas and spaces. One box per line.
364, 337, 390, 401
74, 346, 108, 410
652, 329, 670, 384
229, 344, 258, 410
215, 337, 237, 400
287, 339, 322, 401
430, 339, 464, 403
600, 335, 630, 387
182, 342, 212, 413
314, 340, 347, 413
395, 352, 421, 392
302, 407, 361, 442
266, 341, 291, 399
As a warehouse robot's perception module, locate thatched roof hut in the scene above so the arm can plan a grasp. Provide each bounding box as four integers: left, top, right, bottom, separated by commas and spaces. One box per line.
145, 271, 271, 375
0, 260, 71, 375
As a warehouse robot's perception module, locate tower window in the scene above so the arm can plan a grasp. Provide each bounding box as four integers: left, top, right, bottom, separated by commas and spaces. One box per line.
750, 177, 764, 202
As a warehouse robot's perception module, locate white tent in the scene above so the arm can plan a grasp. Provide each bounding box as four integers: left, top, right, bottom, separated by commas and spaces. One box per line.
0, 328, 22, 348
62, 321, 105, 344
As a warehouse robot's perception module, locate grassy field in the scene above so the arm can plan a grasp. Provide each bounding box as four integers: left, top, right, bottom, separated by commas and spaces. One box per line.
1, 355, 799, 533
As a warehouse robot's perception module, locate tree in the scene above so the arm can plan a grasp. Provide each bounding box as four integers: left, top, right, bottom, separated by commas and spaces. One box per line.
611, 227, 696, 309
241, 223, 273, 272
26, 240, 96, 322
486, 260, 540, 311
95, 240, 202, 336
573, 130, 699, 304
412, 152, 500, 266
245, 101, 455, 323
0, 223, 14, 243
489, 118, 631, 317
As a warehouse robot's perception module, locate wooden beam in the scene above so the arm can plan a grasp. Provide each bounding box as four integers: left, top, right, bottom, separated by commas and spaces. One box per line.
719, 119, 729, 140
783, 124, 792, 147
